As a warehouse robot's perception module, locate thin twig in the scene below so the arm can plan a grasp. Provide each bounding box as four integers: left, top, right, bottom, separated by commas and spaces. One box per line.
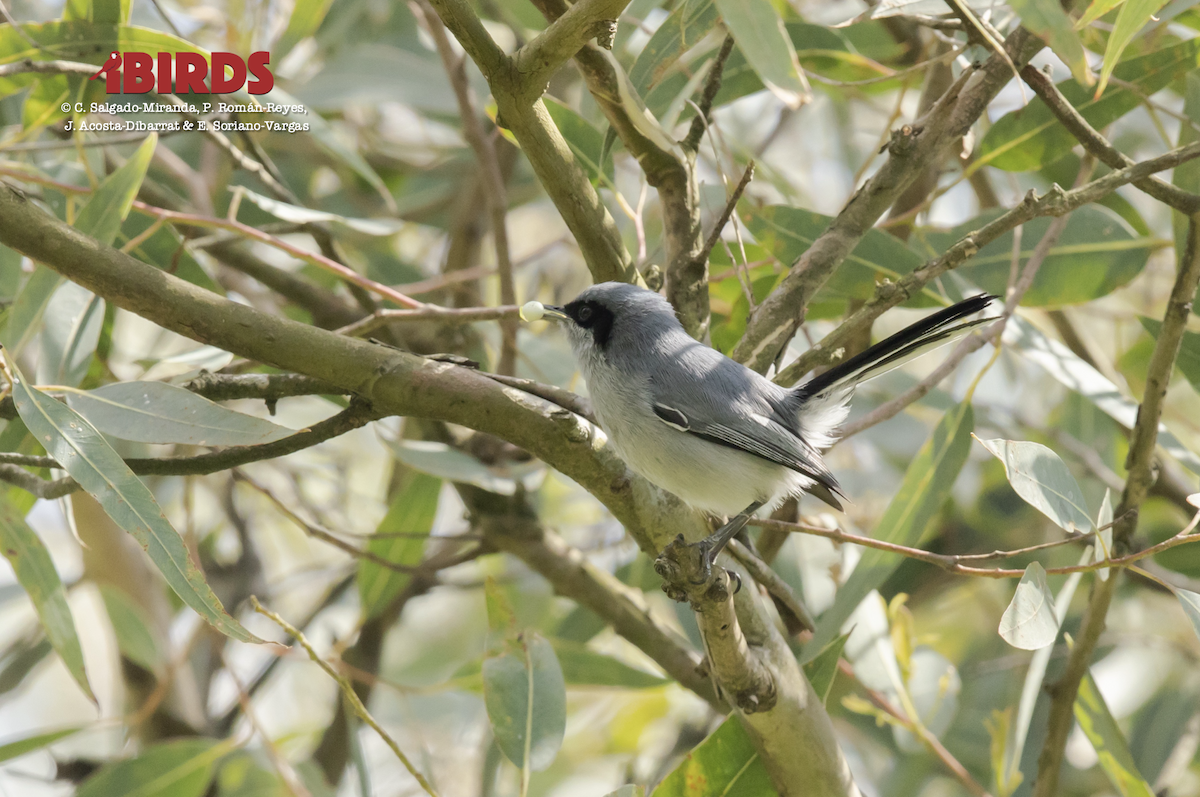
683, 34, 736, 152
691, 161, 754, 276
252, 598, 440, 797
416, 0, 519, 374
336, 305, 521, 338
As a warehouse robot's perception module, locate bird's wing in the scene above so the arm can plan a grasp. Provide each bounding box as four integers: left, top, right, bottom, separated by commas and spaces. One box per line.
649, 392, 845, 510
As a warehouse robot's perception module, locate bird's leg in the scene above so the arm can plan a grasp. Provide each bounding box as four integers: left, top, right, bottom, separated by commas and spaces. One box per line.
693, 501, 764, 584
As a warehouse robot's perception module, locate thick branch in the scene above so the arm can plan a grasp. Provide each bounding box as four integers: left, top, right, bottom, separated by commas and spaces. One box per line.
0, 179, 858, 797
1033, 216, 1200, 797
511, 0, 627, 101
425, 0, 636, 285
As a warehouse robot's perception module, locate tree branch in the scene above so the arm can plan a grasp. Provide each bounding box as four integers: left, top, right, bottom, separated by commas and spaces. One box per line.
425, 0, 637, 285
731, 29, 1041, 373
774, 140, 1200, 386
1021, 65, 1200, 214
511, 0, 626, 101
1032, 214, 1200, 797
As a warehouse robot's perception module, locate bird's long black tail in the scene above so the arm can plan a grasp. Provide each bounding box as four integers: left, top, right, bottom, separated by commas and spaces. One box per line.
792, 294, 998, 401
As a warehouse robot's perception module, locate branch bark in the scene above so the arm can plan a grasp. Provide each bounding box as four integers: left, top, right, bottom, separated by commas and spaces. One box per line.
731, 29, 1041, 373
1032, 215, 1200, 797
0, 179, 859, 797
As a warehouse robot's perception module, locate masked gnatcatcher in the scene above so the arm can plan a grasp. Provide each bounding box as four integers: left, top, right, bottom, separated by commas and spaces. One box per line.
527, 283, 995, 575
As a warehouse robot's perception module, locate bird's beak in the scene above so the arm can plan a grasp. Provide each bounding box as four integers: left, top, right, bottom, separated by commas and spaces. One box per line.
541, 305, 570, 322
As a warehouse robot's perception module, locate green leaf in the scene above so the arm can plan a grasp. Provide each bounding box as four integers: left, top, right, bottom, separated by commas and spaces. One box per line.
482, 633, 566, 772
386, 438, 543, 496
629, 0, 718, 94
0, 636, 52, 694
1174, 71, 1200, 279
1074, 675, 1156, 797
1077, 0, 1125, 29
356, 472, 439, 619
75, 133, 157, 245
1140, 317, 1200, 394
4, 266, 64, 356
544, 99, 615, 184
6, 360, 260, 644
116, 215, 222, 294
237, 187, 404, 236
802, 631, 848, 704
38, 282, 103, 388
926, 206, 1157, 307
805, 401, 974, 658
1097, 0, 1171, 97
77, 739, 227, 797
276, 0, 336, 59
979, 37, 1200, 171
650, 716, 778, 797
1179, 589, 1200, 640
715, 0, 808, 108
998, 563, 1061, 650
98, 583, 162, 674
63, 0, 130, 25
22, 75, 73, 131
0, 726, 84, 764
0, 491, 93, 701
65, 381, 294, 446
1005, 315, 1200, 477
551, 639, 668, 688
604, 787, 646, 797
744, 205, 939, 315
485, 575, 517, 639
1009, 0, 1092, 85
977, 438, 1093, 533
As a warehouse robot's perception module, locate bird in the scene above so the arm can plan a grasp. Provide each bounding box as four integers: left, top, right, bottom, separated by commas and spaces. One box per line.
526, 283, 996, 577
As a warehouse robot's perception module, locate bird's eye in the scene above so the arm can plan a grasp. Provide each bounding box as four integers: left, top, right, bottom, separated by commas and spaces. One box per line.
576, 305, 594, 323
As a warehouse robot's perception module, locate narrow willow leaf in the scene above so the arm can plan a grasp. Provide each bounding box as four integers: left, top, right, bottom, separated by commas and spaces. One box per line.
715, 0, 808, 108
544, 99, 615, 184
1010, 0, 1092, 85
237, 187, 403, 236
74, 133, 157, 246
356, 472, 439, 619
1004, 316, 1200, 476
0, 726, 84, 764
485, 575, 517, 639
76, 738, 227, 797
482, 633, 566, 772
805, 402, 974, 658
1074, 675, 1157, 797
977, 438, 1093, 533
979, 38, 1200, 171
0, 492, 93, 701
1097, 0, 1171, 97
923, 206, 1157, 308
650, 716, 777, 796
605, 786, 647, 797
0, 637, 52, 695
1179, 589, 1200, 640
629, 0, 718, 93
1175, 72, 1200, 271
98, 584, 162, 674
999, 563, 1060, 650
275, 0, 336, 58
65, 381, 293, 446
551, 639, 668, 689
4, 266, 63, 356
1077, 0, 1124, 28
7, 361, 259, 644
38, 283, 103, 388
802, 631, 849, 704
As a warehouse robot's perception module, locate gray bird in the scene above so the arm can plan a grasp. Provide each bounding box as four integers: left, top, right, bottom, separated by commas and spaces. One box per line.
539, 283, 995, 575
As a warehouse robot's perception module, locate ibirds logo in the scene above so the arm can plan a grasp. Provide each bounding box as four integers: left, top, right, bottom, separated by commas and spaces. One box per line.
89, 51, 274, 95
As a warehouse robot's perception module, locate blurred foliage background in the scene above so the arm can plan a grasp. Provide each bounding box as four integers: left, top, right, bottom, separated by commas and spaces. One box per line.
0, 0, 1200, 795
